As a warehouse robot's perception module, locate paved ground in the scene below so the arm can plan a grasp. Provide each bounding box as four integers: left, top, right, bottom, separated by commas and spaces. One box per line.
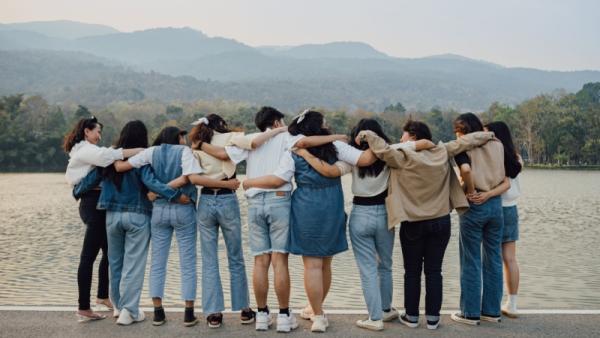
0, 311, 598, 338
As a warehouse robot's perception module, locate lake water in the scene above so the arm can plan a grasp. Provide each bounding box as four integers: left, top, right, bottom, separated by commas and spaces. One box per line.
0, 170, 599, 310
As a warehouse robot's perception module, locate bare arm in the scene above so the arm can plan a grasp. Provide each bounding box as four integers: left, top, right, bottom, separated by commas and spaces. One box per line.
243, 175, 287, 190
168, 175, 189, 188
459, 163, 476, 195
356, 149, 378, 167
122, 147, 145, 159
250, 127, 287, 149
198, 142, 230, 161
188, 174, 240, 190
295, 134, 348, 148
468, 176, 511, 205
294, 148, 346, 177
114, 160, 134, 173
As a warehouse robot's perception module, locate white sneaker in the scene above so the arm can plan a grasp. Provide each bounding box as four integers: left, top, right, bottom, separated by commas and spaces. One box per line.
277, 311, 299, 332
117, 308, 145, 325
255, 311, 273, 331
311, 315, 328, 332
502, 304, 519, 318
113, 308, 120, 318
382, 308, 399, 322
356, 318, 384, 331
300, 305, 314, 320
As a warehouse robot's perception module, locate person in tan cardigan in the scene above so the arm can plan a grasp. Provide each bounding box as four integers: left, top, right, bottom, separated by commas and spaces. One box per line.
449, 113, 506, 326
356, 120, 494, 330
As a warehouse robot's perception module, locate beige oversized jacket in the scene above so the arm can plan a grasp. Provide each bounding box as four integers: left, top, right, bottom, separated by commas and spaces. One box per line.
359, 131, 495, 229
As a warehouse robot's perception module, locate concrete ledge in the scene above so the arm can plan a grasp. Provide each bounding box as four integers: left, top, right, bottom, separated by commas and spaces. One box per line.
0, 310, 598, 337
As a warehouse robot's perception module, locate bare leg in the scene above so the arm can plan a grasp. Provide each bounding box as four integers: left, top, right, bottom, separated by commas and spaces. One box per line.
253, 254, 271, 308
322, 257, 333, 303
152, 297, 162, 308
303, 256, 324, 315
502, 242, 520, 295
271, 253, 290, 309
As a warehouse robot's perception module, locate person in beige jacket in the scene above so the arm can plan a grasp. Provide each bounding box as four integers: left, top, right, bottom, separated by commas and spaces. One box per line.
356, 120, 494, 330
449, 113, 506, 326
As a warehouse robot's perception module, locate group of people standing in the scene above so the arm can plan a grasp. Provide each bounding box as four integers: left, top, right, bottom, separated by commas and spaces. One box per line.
63, 106, 522, 332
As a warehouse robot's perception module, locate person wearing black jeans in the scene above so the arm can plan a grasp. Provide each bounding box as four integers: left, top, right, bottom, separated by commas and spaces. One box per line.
399, 214, 451, 329
77, 189, 110, 313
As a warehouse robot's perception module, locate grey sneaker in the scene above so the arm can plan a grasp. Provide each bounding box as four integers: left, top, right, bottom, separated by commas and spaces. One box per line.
382, 308, 399, 322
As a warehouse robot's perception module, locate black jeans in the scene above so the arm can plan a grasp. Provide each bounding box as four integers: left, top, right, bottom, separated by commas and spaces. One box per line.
77, 191, 109, 310
400, 214, 451, 317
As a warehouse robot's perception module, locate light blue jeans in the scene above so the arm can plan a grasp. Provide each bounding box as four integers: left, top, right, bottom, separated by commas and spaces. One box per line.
149, 201, 197, 301
348, 204, 395, 321
197, 194, 250, 314
106, 211, 150, 317
459, 196, 504, 318
247, 191, 291, 256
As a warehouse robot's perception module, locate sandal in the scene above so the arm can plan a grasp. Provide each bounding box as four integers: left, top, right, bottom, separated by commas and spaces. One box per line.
76, 310, 107, 323
95, 299, 113, 311
240, 308, 256, 324
207, 313, 223, 329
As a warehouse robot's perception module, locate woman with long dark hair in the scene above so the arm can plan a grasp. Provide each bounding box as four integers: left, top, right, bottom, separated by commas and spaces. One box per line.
98, 121, 188, 325
115, 126, 202, 327
243, 110, 370, 332
450, 113, 507, 326
63, 116, 143, 322
470, 121, 523, 318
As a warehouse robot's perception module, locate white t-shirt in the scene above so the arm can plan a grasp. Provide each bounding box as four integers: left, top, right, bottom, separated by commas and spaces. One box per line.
128, 146, 203, 175
226, 131, 304, 197
274, 140, 363, 182
338, 141, 416, 197
65, 140, 124, 186
502, 176, 521, 207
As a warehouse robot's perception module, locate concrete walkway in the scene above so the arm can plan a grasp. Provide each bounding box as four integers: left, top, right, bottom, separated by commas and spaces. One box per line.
0, 311, 598, 338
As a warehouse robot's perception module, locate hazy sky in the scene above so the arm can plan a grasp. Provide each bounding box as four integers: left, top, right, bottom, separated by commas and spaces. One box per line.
2, 0, 599, 71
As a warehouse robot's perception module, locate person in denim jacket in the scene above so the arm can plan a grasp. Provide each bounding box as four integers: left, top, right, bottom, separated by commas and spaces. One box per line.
114, 126, 202, 327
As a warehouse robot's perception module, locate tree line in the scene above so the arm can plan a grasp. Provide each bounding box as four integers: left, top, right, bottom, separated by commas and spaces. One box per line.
0, 82, 599, 172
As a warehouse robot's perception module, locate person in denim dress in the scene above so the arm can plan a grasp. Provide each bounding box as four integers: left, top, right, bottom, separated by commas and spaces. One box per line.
115, 126, 202, 327
244, 110, 373, 333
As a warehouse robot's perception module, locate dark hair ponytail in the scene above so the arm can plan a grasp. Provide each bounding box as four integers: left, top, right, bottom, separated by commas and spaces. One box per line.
288, 110, 337, 163
62, 116, 103, 152
453, 112, 483, 135
104, 120, 149, 190
189, 114, 231, 149
485, 121, 522, 178
349, 118, 389, 178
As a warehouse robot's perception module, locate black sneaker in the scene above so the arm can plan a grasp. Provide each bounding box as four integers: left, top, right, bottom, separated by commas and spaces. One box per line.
241, 308, 256, 324
399, 314, 419, 328
451, 312, 480, 326
184, 307, 198, 327
427, 319, 440, 330
153, 307, 166, 326
481, 313, 502, 323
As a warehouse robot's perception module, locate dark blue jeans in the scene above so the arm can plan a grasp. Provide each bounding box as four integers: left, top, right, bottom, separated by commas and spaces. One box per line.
459, 196, 504, 318
400, 214, 451, 320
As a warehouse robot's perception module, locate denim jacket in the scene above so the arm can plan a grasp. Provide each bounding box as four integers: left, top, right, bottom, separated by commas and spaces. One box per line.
152, 144, 198, 203
73, 165, 182, 215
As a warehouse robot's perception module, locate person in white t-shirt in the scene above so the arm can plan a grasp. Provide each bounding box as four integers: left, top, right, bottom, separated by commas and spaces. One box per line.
63, 116, 143, 322
469, 121, 523, 318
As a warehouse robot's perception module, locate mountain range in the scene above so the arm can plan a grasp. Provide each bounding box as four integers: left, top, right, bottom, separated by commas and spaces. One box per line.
1, 20, 599, 111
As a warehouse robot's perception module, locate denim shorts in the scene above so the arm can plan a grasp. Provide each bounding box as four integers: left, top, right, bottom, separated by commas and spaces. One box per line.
247, 191, 291, 256
502, 205, 519, 242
